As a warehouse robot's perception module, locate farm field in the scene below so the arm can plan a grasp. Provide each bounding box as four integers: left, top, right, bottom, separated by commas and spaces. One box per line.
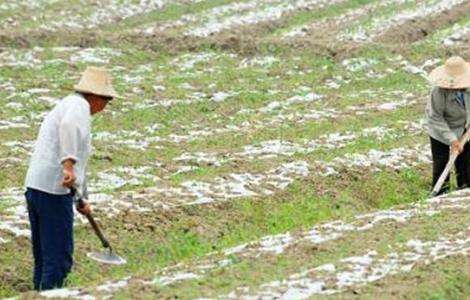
0, 0, 469, 299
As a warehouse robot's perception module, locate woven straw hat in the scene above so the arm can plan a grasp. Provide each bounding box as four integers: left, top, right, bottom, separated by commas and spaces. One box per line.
74, 66, 118, 98
429, 56, 470, 89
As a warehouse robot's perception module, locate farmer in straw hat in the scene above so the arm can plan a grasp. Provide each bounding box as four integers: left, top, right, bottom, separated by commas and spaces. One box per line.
24, 66, 118, 290
426, 56, 470, 195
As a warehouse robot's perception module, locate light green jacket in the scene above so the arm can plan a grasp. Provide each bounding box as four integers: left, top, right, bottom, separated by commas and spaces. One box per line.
425, 87, 470, 145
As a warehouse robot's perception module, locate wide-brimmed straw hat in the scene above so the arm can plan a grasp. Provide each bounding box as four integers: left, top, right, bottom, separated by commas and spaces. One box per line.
74, 66, 119, 99
429, 56, 470, 89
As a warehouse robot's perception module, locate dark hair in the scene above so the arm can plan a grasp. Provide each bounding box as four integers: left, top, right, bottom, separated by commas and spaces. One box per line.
77, 92, 112, 101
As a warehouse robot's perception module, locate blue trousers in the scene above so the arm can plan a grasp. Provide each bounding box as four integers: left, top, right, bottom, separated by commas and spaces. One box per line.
25, 188, 74, 291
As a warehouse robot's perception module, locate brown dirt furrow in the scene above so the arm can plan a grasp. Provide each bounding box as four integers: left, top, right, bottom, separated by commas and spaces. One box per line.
0, 4, 331, 56
1, 1, 469, 60
376, 1, 470, 45
277, 2, 470, 59
72, 164, 431, 238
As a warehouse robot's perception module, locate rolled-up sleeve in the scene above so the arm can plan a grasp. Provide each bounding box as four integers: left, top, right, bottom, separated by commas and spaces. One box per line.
426, 87, 458, 144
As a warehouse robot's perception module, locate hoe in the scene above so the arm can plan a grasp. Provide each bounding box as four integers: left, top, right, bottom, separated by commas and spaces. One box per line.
72, 187, 127, 265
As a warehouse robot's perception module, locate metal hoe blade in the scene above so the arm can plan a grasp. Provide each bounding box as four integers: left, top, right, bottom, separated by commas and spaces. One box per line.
87, 249, 127, 265
71, 187, 127, 266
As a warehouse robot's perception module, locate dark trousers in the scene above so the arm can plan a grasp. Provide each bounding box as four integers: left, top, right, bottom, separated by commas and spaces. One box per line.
25, 188, 74, 291
430, 136, 470, 195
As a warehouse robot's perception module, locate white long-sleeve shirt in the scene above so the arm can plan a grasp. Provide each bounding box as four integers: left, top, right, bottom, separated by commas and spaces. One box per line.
25, 93, 91, 198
